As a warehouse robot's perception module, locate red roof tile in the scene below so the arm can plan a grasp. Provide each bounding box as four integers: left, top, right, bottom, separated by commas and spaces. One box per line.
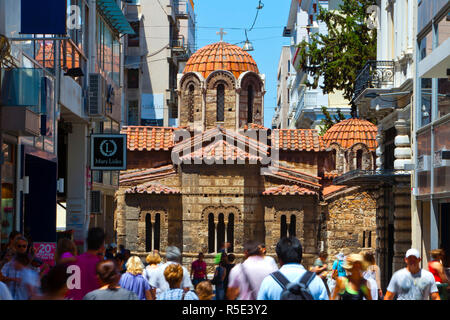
322, 118, 378, 151
122, 126, 176, 151
263, 185, 318, 196
125, 182, 180, 195
120, 165, 176, 184
271, 129, 326, 152
323, 185, 347, 197
183, 42, 259, 79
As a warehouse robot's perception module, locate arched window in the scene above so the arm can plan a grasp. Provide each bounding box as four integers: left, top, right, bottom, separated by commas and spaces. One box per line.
289, 215, 296, 237
217, 84, 225, 122
154, 213, 160, 251
208, 213, 215, 253
356, 149, 363, 169
145, 214, 152, 252
248, 85, 254, 123
217, 213, 225, 252
227, 214, 234, 253
280, 215, 288, 239
188, 84, 194, 122
331, 149, 337, 170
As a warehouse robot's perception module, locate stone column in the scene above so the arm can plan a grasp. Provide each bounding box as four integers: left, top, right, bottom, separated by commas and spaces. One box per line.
376, 129, 384, 170
394, 116, 412, 170
375, 187, 389, 290
115, 190, 127, 249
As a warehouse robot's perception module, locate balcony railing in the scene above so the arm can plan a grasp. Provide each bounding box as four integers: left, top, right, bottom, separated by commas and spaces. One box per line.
333, 169, 410, 186
173, 0, 189, 17
353, 60, 394, 100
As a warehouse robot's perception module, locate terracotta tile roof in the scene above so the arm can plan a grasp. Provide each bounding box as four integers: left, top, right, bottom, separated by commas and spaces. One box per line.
183, 42, 259, 79
263, 185, 317, 196
179, 138, 262, 162
122, 126, 176, 151
322, 118, 378, 151
323, 185, 347, 197
243, 123, 269, 130
125, 182, 180, 195
323, 172, 340, 180
272, 164, 321, 182
263, 166, 322, 190
120, 165, 176, 184
271, 129, 326, 151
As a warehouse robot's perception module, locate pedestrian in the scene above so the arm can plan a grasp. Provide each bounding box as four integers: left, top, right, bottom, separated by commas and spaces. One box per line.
83, 260, 138, 300
331, 250, 347, 280
157, 264, 198, 300
384, 248, 440, 300
65, 227, 105, 300
190, 252, 207, 288
1, 252, 40, 300
118, 244, 125, 255
143, 251, 162, 289
119, 256, 154, 300
114, 253, 126, 274
331, 253, 372, 300
311, 251, 330, 296
223, 253, 235, 298
0, 280, 12, 300
55, 238, 77, 265
36, 264, 70, 300
257, 237, 329, 300
0, 230, 21, 265
212, 255, 226, 300
227, 240, 278, 300
196, 280, 214, 300
361, 250, 382, 299
148, 246, 193, 297
259, 244, 278, 270
428, 249, 448, 300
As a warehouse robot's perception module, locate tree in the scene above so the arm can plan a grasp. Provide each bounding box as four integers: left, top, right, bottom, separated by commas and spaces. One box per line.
318, 106, 346, 136
297, 0, 377, 117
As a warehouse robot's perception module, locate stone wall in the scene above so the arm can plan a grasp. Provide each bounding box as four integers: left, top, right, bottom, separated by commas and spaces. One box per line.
323, 188, 377, 267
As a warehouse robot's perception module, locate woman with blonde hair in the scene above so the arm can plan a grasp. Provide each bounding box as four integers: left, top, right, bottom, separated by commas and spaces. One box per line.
331, 253, 372, 300
158, 264, 198, 300
196, 280, 214, 300
361, 250, 382, 299
143, 252, 161, 296
119, 256, 154, 300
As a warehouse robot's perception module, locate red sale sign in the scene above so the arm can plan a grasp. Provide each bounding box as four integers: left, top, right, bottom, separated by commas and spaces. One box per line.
33, 242, 57, 266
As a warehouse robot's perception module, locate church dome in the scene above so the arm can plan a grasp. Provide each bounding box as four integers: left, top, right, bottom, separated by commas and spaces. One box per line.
322, 118, 378, 151
183, 42, 259, 79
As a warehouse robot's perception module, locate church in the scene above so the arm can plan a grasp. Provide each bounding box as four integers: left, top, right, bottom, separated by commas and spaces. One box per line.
115, 40, 379, 271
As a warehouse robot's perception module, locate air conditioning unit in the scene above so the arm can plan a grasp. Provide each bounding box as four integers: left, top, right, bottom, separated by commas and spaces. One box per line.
434, 149, 450, 168
88, 73, 107, 118
90, 190, 103, 214
417, 155, 431, 172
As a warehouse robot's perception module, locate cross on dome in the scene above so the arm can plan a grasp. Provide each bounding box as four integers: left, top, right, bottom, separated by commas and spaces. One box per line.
216, 28, 227, 42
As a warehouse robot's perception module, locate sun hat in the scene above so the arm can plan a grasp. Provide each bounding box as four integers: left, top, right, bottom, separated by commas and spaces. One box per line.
405, 248, 420, 259
343, 253, 368, 271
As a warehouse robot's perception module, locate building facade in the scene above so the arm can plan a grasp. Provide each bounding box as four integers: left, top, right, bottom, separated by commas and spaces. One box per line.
115, 41, 377, 275
272, 46, 292, 129
412, 0, 449, 266
123, 0, 196, 127
281, 0, 351, 130
0, 0, 133, 249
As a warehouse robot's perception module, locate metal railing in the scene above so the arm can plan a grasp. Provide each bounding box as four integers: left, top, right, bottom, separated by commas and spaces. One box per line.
333, 169, 410, 185
353, 60, 394, 100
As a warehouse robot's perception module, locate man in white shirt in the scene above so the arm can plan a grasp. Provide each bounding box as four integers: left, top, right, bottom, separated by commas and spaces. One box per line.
148, 246, 193, 297
384, 248, 440, 300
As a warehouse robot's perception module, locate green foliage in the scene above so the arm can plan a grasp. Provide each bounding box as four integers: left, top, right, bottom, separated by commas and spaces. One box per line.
318, 106, 346, 136
297, 0, 377, 117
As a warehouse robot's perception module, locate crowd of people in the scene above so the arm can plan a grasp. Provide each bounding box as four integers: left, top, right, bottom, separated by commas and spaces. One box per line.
0, 227, 448, 300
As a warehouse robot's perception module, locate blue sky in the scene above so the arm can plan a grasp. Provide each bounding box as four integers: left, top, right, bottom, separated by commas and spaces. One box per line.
194, 0, 292, 128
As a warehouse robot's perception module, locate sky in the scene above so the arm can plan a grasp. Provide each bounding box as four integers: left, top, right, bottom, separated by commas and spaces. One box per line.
194, 0, 292, 128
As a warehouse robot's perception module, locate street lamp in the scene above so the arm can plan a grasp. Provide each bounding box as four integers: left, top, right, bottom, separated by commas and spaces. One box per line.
242, 29, 254, 52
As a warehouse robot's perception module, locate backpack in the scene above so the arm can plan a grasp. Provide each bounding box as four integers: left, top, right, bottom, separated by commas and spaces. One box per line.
270, 270, 316, 300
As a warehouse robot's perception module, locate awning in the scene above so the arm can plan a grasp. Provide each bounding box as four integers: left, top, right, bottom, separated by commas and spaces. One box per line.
124, 55, 141, 69
97, 0, 135, 35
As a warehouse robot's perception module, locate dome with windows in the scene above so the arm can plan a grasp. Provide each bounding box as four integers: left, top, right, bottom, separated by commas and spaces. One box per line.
323, 118, 378, 151
183, 41, 259, 79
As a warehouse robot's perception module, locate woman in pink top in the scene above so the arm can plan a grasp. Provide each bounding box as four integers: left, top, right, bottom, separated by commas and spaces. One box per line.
55, 238, 77, 265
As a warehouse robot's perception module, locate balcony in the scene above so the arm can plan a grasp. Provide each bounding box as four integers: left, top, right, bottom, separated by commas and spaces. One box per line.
173, 0, 189, 18
0, 68, 42, 106
332, 169, 410, 186
353, 60, 394, 101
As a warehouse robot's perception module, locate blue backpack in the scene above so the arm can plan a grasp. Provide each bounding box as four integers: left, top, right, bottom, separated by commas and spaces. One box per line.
270, 271, 316, 300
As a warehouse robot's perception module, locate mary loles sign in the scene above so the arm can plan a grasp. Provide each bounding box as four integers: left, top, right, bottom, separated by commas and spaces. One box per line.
91, 134, 127, 170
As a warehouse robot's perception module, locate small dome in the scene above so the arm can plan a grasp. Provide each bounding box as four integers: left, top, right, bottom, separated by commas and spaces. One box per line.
323, 118, 378, 151
183, 42, 259, 79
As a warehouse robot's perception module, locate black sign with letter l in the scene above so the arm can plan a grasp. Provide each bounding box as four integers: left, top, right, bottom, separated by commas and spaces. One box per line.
91, 134, 127, 171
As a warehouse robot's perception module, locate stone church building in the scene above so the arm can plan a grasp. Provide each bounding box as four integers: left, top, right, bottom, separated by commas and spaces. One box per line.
115, 41, 379, 274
